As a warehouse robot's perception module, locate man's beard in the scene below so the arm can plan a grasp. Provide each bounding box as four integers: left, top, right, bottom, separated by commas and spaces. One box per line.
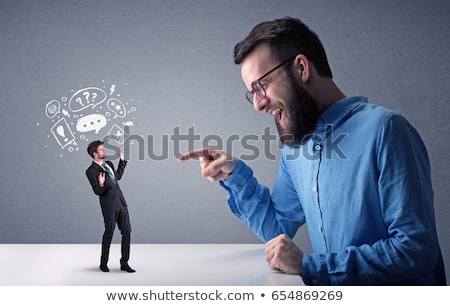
275, 74, 320, 146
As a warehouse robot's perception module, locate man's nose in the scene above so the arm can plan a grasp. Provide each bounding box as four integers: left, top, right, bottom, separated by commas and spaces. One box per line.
253, 95, 269, 112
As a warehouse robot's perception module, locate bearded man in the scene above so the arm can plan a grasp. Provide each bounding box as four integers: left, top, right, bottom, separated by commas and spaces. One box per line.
179, 17, 445, 285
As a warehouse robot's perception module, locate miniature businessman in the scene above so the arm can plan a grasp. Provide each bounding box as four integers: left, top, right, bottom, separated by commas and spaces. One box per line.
86, 140, 135, 273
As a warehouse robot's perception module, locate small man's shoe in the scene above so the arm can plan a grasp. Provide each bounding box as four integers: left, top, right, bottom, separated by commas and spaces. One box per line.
120, 264, 136, 273
100, 264, 110, 272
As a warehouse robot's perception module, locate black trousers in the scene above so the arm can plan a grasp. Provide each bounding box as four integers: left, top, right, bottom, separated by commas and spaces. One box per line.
100, 206, 131, 266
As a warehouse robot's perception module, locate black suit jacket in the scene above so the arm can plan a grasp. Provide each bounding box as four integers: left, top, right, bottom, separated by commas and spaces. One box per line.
86, 159, 128, 215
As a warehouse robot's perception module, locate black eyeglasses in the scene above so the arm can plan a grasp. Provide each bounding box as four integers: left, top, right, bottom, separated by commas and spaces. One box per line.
245, 55, 296, 104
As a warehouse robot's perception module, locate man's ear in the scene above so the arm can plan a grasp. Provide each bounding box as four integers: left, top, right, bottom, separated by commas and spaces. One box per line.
294, 54, 310, 82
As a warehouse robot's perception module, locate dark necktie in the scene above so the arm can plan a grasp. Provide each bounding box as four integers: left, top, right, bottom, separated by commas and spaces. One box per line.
102, 162, 114, 179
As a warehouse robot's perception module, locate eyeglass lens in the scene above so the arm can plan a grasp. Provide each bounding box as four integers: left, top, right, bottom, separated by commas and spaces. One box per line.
246, 82, 265, 104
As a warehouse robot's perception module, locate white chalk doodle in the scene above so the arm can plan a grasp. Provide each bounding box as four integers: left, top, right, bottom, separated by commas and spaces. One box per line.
76, 113, 107, 134
69, 87, 106, 112
51, 118, 77, 149
107, 124, 125, 144
107, 98, 126, 119
45, 100, 60, 118
39, 81, 142, 157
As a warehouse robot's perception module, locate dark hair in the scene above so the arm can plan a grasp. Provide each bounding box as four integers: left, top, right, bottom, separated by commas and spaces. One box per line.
234, 17, 332, 78
87, 140, 104, 158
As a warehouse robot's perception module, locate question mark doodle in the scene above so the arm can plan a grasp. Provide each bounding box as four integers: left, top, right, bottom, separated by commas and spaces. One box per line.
83, 91, 90, 103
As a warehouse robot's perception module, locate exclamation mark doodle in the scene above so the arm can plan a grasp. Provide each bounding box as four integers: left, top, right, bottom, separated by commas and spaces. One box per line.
51, 118, 77, 149
56, 125, 68, 142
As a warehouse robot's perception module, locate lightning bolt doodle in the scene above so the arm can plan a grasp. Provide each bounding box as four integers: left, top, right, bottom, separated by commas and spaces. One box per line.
109, 85, 116, 96
62, 109, 70, 118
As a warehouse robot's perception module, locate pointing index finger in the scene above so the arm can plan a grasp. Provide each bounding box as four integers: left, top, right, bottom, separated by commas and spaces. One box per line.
178, 147, 218, 162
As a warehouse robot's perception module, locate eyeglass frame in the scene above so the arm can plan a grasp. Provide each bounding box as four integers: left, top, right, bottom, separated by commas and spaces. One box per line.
245, 55, 297, 104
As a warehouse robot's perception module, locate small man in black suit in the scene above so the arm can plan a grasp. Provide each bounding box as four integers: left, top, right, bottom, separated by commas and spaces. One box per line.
86, 140, 135, 273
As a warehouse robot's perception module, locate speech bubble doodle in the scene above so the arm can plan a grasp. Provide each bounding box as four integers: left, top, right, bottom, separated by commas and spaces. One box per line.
107, 98, 126, 119
69, 87, 106, 112
45, 100, 60, 118
76, 113, 107, 134
51, 118, 77, 149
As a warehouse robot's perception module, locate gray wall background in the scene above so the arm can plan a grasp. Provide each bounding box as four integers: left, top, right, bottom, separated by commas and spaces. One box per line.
1, 0, 449, 283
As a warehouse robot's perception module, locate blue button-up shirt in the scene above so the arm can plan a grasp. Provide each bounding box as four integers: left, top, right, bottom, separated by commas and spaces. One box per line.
220, 96, 445, 285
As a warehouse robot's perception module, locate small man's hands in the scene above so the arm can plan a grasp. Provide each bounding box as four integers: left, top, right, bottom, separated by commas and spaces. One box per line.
265, 234, 303, 275
178, 147, 237, 182
118, 147, 124, 161
98, 172, 105, 187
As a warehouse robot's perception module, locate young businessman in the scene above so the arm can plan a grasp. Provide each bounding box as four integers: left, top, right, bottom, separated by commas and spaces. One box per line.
86, 140, 135, 273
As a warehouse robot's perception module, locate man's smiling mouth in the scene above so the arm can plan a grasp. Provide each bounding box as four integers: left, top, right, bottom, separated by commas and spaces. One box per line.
271, 108, 282, 120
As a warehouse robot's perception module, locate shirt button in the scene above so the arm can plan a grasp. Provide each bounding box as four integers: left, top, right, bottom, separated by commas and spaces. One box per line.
314, 144, 321, 151
319, 226, 323, 232
312, 186, 317, 192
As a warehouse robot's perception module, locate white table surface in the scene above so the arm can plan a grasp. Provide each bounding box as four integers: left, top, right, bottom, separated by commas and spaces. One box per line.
0, 244, 304, 286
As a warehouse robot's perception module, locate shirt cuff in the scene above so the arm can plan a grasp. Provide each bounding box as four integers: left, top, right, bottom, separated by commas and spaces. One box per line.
220, 159, 253, 191
302, 253, 331, 285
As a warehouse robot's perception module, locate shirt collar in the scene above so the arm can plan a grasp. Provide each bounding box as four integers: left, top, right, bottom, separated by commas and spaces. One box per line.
94, 160, 107, 169
316, 96, 368, 133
